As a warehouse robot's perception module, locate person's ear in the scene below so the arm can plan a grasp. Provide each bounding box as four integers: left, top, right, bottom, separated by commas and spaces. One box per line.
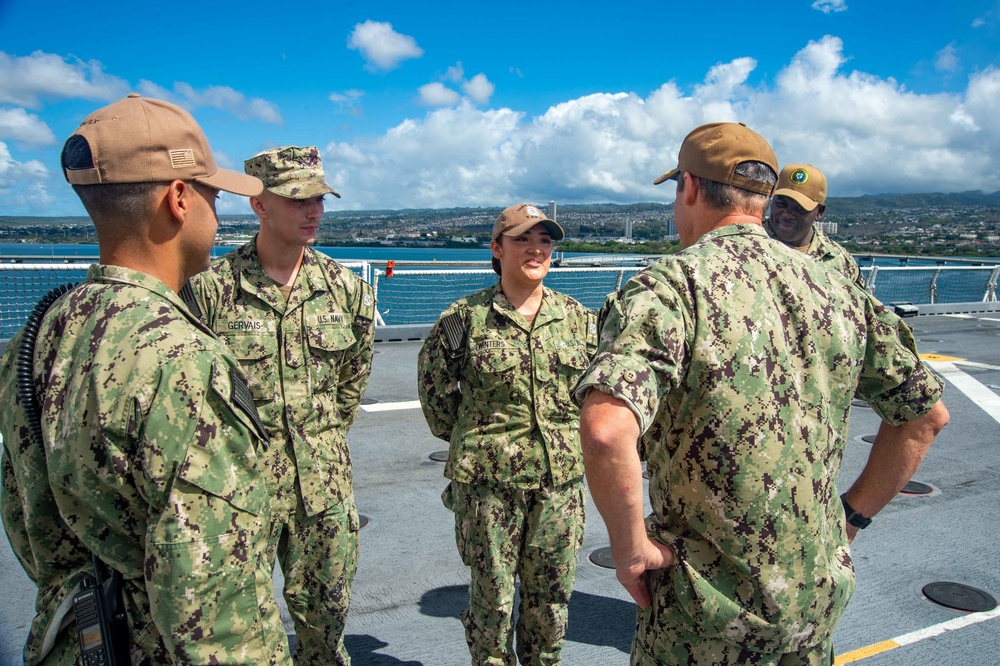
682, 172, 699, 205
490, 237, 503, 259
165, 180, 190, 223
250, 195, 267, 218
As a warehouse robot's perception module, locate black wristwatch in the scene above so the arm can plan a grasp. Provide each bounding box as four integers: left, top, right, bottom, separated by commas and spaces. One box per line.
840, 493, 872, 529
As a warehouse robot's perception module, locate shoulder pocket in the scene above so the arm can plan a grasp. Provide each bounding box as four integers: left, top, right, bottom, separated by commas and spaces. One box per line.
178, 363, 269, 516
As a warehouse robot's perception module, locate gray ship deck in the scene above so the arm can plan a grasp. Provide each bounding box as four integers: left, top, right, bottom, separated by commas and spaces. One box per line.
2, 311, 999, 665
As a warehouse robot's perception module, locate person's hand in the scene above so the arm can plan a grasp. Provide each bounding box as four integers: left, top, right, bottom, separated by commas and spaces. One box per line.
615, 539, 675, 608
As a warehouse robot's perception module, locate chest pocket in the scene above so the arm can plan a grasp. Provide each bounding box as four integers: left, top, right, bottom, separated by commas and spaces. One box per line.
306, 324, 356, 394
552, 343, 591, 402
468, 341, 522, 400
216, 326, 278, 403
557, 344, 591, 373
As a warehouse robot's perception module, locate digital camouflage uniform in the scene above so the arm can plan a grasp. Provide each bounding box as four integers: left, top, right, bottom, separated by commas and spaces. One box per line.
764, 219, 864, 289
575, 225, 943, 665
764, 219, 920, 360
0, 265, 290, 666
188, 239, 375, 665
418, 283, 597, 666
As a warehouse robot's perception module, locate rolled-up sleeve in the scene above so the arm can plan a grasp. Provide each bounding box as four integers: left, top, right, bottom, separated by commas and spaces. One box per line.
856, 297, 943, 426
574, 273, 690, 434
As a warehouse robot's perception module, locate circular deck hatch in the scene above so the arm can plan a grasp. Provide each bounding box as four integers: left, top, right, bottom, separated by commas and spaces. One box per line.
589, 547, 615, 569
922, 582, 997, 613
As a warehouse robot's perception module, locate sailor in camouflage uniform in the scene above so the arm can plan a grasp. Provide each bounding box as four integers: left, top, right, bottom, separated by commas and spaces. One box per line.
187, 146, 375, 666
765, 163, 864, 288
576, 123, 949, 665
765, 162, 921, 354
418, 204, 597, 665
0, 95, 291, 664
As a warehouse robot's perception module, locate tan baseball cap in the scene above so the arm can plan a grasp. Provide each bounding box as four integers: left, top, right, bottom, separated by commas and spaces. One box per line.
653, 122, 778, 196
773, 163, 827, 212
491, 203, 564, 241
244, 146, 340, 199
61, 94, 262, 196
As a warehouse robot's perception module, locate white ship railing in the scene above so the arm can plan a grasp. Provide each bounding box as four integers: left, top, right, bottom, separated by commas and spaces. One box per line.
1, 261, 998, 343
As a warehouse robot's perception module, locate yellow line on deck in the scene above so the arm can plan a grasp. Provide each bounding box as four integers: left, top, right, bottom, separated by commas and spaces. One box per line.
834, 640, 899, 664
919, 353, 965, 362
834, 607, 1000, 664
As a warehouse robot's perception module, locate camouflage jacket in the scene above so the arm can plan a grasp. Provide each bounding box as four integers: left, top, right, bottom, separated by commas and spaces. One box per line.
0, 265, 290, 665
764, 219, 864, 288
764, 220, 921, 355
188, 239, 375, 516
418, 283, 597, 488
576, 224, 943, 652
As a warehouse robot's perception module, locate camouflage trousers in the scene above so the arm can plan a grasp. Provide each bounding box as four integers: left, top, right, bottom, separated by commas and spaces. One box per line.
265, 439, 359, 666
444, 479, 586, 666
630, 569, 835, 666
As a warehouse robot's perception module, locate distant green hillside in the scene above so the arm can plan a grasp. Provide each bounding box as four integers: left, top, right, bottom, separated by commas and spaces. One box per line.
826, 190, 1000, 214
2, 191, 997, 227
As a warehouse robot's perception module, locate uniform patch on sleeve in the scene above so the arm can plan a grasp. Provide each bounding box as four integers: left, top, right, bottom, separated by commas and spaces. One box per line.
586, 311, 598, 347
229, 368, 270, 444
354, 285, 376, 329
179, 281, 203, 320
441, 312, 467, 355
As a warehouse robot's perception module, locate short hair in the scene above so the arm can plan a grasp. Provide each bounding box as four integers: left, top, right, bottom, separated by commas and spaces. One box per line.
682, 161, 777, 217
71, 182, 167, 224
71, 180, 216, 226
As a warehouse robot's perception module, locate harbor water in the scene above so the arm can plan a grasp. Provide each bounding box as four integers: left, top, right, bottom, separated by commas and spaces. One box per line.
0, 243, 998, 335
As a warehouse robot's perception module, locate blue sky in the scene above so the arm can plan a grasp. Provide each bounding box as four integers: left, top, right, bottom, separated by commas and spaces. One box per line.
1, 0, 999, 216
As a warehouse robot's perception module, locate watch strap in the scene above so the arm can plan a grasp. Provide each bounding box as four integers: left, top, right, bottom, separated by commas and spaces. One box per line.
841, 493, 872, 529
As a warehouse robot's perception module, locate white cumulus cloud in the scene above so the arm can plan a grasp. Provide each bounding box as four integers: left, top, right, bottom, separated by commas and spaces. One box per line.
348, 21, 424, 72
463, 74, 495, 104
750, 35, 997, 195
175, 83, 283, 125
9, 34, 1000, 215
330, 89, 365, 116
314, 34, 1000, 209
324, 103, 523, 208
419, 70, 495, 107
418, 82, 461, 107
136, 80, 283, 125
445, 62, 465, 83
0, 107, 56, 145
935, 43, 960, 73
0, 51, 129, 108
0, 141, 52, 213
812, 0, 847, 13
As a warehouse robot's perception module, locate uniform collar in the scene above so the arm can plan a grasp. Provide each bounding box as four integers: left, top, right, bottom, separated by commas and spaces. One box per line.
87, 264, 214, 336
693, 223, 769, 248
233, 237, 328, 313
489, 283, 565, 330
